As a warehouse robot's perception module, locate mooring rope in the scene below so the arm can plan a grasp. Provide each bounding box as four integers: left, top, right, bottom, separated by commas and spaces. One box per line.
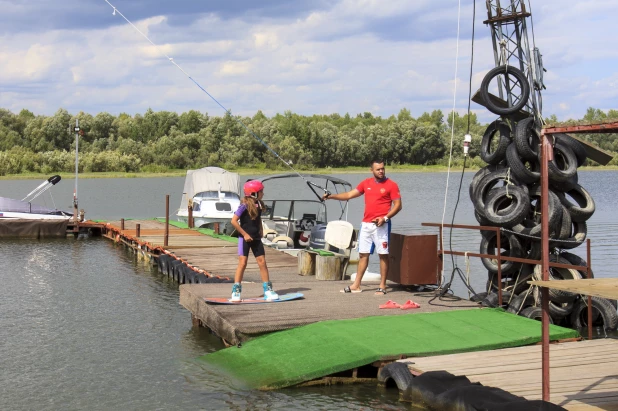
439, 0, 463, 286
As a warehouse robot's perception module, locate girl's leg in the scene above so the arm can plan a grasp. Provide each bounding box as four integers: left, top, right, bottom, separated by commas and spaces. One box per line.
234, 256, 249, 283
255, 255, 269, 283
256, 255, 279, 300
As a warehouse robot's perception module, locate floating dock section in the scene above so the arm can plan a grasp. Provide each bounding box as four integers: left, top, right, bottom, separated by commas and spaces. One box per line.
200, 308, 579, 390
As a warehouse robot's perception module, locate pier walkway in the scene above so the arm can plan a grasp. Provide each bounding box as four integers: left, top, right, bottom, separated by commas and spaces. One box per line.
400, 338, 618, 410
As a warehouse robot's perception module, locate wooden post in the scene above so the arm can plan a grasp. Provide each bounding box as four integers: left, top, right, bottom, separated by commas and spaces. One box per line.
188, 202, 193, 229
298, 250, 316, 276
540, 130, 552, 402
214, 222, 220, 235
165, 194, 169, 247
136, 223, 141, 238
315, 255, 342, 280
121, 218, 125, 230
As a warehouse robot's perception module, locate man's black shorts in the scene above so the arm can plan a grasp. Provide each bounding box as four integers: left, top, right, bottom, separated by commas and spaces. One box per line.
238, 237, 265, 257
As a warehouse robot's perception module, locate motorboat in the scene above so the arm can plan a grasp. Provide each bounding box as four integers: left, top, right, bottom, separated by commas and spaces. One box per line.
0, 175, 73, 220
177, 167, 241, 233
256, 173, 353, 251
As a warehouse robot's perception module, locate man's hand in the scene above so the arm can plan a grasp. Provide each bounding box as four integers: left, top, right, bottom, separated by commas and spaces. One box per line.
373, 217, 386, 227
243, 234, 252, 242
322, 193, 331, 201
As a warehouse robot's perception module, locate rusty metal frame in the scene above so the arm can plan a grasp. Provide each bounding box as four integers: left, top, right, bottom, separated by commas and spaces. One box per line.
421, 223, 591, 309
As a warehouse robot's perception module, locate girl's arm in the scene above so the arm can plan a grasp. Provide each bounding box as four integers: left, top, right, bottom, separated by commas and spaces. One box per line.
231, 214, 252, 242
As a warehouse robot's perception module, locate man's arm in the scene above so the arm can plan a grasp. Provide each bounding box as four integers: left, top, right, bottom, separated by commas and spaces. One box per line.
375, 199, 402, 227
322, 188, 362, 201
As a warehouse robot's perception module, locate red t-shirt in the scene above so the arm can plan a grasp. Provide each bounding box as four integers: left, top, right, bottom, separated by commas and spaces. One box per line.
356, 178, 401, 223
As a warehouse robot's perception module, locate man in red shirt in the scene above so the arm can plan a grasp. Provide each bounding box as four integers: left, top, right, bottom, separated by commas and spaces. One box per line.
323, 159, 402, 295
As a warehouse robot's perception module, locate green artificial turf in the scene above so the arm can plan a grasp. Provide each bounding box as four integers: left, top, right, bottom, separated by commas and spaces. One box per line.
201, 308, 579, 389
153, 218, 238, 243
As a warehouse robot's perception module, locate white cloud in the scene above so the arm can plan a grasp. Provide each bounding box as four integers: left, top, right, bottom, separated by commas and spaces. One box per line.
0, 0, 615, 122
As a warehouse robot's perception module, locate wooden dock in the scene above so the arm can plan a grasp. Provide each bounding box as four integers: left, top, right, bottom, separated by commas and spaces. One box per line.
101, 219, 479, 345
401, 339, 618, 410
180, 281, 479, 345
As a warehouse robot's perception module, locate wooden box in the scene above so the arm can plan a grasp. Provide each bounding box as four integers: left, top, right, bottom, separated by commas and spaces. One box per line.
387, 233, 439, 285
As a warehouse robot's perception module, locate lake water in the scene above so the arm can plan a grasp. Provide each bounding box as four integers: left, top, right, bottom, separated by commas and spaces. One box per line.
1, 170, 616, 410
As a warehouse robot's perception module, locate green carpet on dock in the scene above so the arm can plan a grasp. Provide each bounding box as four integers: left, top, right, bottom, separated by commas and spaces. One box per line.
153, 217, 237, 243
201, 308, 579, 390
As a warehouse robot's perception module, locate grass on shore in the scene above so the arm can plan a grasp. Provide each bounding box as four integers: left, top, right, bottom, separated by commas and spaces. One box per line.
1, 164, 617, 180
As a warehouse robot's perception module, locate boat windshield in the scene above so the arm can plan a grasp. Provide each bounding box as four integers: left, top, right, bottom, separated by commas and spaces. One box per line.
195, 191, 240, 200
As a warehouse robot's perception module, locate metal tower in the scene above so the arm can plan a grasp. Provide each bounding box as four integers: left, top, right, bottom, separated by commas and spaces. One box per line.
484, 0, 544, 119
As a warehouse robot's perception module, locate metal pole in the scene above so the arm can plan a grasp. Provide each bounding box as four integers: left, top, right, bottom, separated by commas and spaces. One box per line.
165, 195, 169, 247
540, 130, 552, 401
74, 119, 79, 223
587, 238, 593, 340
497, 229, 502, 307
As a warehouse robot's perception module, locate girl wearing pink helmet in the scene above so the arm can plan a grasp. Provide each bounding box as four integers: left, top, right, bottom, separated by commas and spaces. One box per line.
229, 180, 279, 301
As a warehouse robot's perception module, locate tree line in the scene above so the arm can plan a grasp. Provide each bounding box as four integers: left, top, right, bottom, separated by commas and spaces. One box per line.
0, 106, 616, 175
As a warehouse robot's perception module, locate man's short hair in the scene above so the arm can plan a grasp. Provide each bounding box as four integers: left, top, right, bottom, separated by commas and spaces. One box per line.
370, 159, 385, 167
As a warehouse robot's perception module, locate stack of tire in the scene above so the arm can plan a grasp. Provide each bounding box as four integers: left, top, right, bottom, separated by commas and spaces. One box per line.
469, 71, 617, 332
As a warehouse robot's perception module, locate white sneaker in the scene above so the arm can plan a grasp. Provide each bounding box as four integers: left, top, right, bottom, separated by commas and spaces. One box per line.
230, 283, 242, 302
264, 289, 279, 301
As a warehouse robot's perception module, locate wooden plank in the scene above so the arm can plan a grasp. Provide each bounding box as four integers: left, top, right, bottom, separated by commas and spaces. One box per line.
471, 89, 532, 121
528, 278, 618, 300
404, 339, 618, 410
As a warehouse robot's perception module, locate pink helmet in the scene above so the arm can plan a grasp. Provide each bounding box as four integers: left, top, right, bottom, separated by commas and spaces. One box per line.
243, 180, 264, 197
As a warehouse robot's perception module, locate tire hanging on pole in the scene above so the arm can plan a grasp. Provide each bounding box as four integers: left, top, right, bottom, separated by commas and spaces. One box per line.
480, 65, 531, 116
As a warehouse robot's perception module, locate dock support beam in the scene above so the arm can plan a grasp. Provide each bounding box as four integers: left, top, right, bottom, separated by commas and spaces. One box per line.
136, 223, 141, 238
121, 218, 125, 230
165, 195, 169, 247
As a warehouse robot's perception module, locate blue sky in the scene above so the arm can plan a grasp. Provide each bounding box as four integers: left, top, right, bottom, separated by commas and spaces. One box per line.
0, 0, 616, 122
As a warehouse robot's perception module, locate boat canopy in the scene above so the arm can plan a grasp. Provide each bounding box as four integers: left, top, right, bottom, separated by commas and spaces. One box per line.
0, 196, 71, 216
179, 167, 241, 212
255, 173, 352, 201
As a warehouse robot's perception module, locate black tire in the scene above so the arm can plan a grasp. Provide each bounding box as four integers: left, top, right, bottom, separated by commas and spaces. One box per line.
533, 255, 582, 303
560, 252, 591, 278
506, 142, 540, 184
474, 210, 495, 227
520, 306, 554, 324
469, 164, 505, 204
556, 133, 587, 167
470, 291, 488, 302
473, 169, 525, 216
507, 291, 535, 314
481, 291, 513, 308
480, 121, 511, 165
511, 186, 561, 239
479, 231, 523, 276
514, 117, 540, 160
541, 141, 577, 183
557, 204, 572, 241
549, 301, 575, 319
550, 172, 578, 193
557, 220, 587, 250
378, 362, 414, 390
555, 184, 595, 223
483, 186, 530, 227
570, 297, 618, 331
480, 65, 531, 116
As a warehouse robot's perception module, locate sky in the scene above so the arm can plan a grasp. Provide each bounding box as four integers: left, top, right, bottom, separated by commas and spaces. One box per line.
0, 0, 616, 123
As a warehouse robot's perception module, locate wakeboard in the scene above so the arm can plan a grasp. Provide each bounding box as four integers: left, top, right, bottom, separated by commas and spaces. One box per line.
204, 292, 304, 305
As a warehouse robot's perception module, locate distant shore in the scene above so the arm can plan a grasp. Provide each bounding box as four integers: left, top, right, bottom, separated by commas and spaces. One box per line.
2, 164, 617, 180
